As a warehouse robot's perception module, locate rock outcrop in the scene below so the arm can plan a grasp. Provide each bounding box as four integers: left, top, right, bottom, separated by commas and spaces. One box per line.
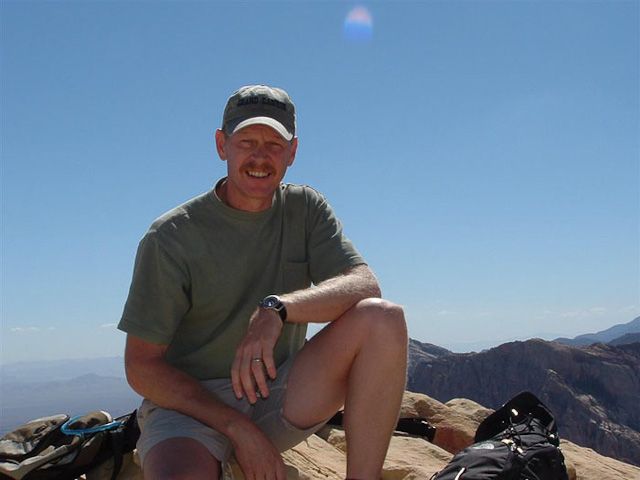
407, 338, 640, 466
89, 391, 640, 480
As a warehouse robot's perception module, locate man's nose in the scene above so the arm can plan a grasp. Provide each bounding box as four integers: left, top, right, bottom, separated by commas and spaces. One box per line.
252, 143, 270, 159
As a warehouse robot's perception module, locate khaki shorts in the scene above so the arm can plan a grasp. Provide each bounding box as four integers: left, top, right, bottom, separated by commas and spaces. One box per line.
135, 355, 327, 466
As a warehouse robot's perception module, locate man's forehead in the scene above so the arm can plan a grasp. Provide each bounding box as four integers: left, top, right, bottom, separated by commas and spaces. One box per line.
232, 124, 291, 140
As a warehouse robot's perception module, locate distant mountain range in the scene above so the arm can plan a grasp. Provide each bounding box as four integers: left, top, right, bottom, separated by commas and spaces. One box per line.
1, 356, 127, 383
407, 316, 640, 466
553, 316, 640, 347
0, 358, 141, 434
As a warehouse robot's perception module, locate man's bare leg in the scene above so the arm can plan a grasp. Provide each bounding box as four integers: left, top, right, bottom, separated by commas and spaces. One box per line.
142, 437, 221, 480
283, 298, 408, 479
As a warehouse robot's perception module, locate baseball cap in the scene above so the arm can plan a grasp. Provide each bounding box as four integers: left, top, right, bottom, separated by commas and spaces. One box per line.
222, 85, 296, 141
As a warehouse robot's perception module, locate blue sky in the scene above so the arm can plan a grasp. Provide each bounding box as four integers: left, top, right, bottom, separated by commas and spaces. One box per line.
2, 1, 638, 364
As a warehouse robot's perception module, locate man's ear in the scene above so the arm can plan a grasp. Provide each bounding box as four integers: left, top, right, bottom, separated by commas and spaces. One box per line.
215, 129, 227, 161
287, 137, 298, 167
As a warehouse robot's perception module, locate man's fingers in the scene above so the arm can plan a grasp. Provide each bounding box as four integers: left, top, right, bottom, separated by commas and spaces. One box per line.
232, 307, 283, 402
240, 354, 259, 404
233, 427, 286, 480
261, 348, 277, 380
231, 355, 244, 399
241, 455, 285, 480
232, 346, 260, 403
251, 357, 270, 399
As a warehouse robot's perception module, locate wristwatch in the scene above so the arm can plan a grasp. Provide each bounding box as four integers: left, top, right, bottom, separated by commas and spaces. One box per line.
259, 295, 287, 323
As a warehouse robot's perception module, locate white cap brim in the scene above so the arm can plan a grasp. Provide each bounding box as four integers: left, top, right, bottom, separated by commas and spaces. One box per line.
231, 117, 294, 141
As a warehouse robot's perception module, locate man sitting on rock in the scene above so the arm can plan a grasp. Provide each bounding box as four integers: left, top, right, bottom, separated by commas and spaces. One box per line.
118, 84, 408, 480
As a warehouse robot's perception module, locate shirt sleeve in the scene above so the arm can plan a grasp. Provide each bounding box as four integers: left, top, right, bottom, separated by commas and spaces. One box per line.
305, 188, 367, 284
118, 229, 191, 345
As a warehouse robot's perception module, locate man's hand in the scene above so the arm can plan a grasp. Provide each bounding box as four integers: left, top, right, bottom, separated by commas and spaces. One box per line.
228, 417, 287, 480
231, 307, 283, 403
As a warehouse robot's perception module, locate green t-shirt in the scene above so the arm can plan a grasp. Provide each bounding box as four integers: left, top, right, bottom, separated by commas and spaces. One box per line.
118, 180, 366, 380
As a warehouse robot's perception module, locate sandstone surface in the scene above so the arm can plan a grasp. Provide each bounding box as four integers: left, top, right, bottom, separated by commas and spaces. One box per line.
88, 391, 640, 480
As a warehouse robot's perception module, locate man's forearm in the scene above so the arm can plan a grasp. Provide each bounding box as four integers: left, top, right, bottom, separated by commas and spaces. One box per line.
281, 264, 381, 324
125, 338, 256, 440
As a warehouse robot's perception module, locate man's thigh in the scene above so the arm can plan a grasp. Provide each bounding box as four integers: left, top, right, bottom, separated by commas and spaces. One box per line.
251, 354, 329, 452
282, 298, 403, 429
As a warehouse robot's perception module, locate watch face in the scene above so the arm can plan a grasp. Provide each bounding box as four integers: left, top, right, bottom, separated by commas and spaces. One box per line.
261, 295, 286, 322
263, 295, 280, 308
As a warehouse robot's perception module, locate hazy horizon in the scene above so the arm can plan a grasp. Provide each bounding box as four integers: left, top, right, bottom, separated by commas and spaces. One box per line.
3, 314, 638, 366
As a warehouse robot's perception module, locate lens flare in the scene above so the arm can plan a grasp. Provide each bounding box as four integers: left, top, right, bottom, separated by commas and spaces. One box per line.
343, 6, 373, 42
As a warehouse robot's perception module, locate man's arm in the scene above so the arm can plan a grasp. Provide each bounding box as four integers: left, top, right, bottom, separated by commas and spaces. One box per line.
231, 264, 381, 402
124, 335, 287, 478
282, 264, 381, 324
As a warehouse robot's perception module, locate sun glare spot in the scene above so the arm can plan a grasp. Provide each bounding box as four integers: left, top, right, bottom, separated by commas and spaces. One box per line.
344, 6, 373, 42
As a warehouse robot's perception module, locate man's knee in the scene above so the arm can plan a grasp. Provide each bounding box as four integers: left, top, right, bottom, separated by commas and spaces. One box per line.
143, 437, 220, 480
351, 298, 408, 346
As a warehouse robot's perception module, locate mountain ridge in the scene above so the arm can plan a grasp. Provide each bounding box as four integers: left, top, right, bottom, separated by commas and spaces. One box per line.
553, 315, 640, 347
407, 337, 640, 466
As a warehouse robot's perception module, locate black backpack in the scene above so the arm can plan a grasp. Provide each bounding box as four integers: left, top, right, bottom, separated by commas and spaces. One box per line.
0, 410, 139, 480
431, 391, 570, 480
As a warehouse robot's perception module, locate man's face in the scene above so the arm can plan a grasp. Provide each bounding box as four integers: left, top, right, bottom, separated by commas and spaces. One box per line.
215, 124, 298, 212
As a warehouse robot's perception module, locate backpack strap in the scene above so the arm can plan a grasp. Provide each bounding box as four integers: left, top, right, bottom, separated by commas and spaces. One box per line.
327, 411, 436, 442
61, 417, 122, 436
108, 430, 124, 480
107, 410, 140, 480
